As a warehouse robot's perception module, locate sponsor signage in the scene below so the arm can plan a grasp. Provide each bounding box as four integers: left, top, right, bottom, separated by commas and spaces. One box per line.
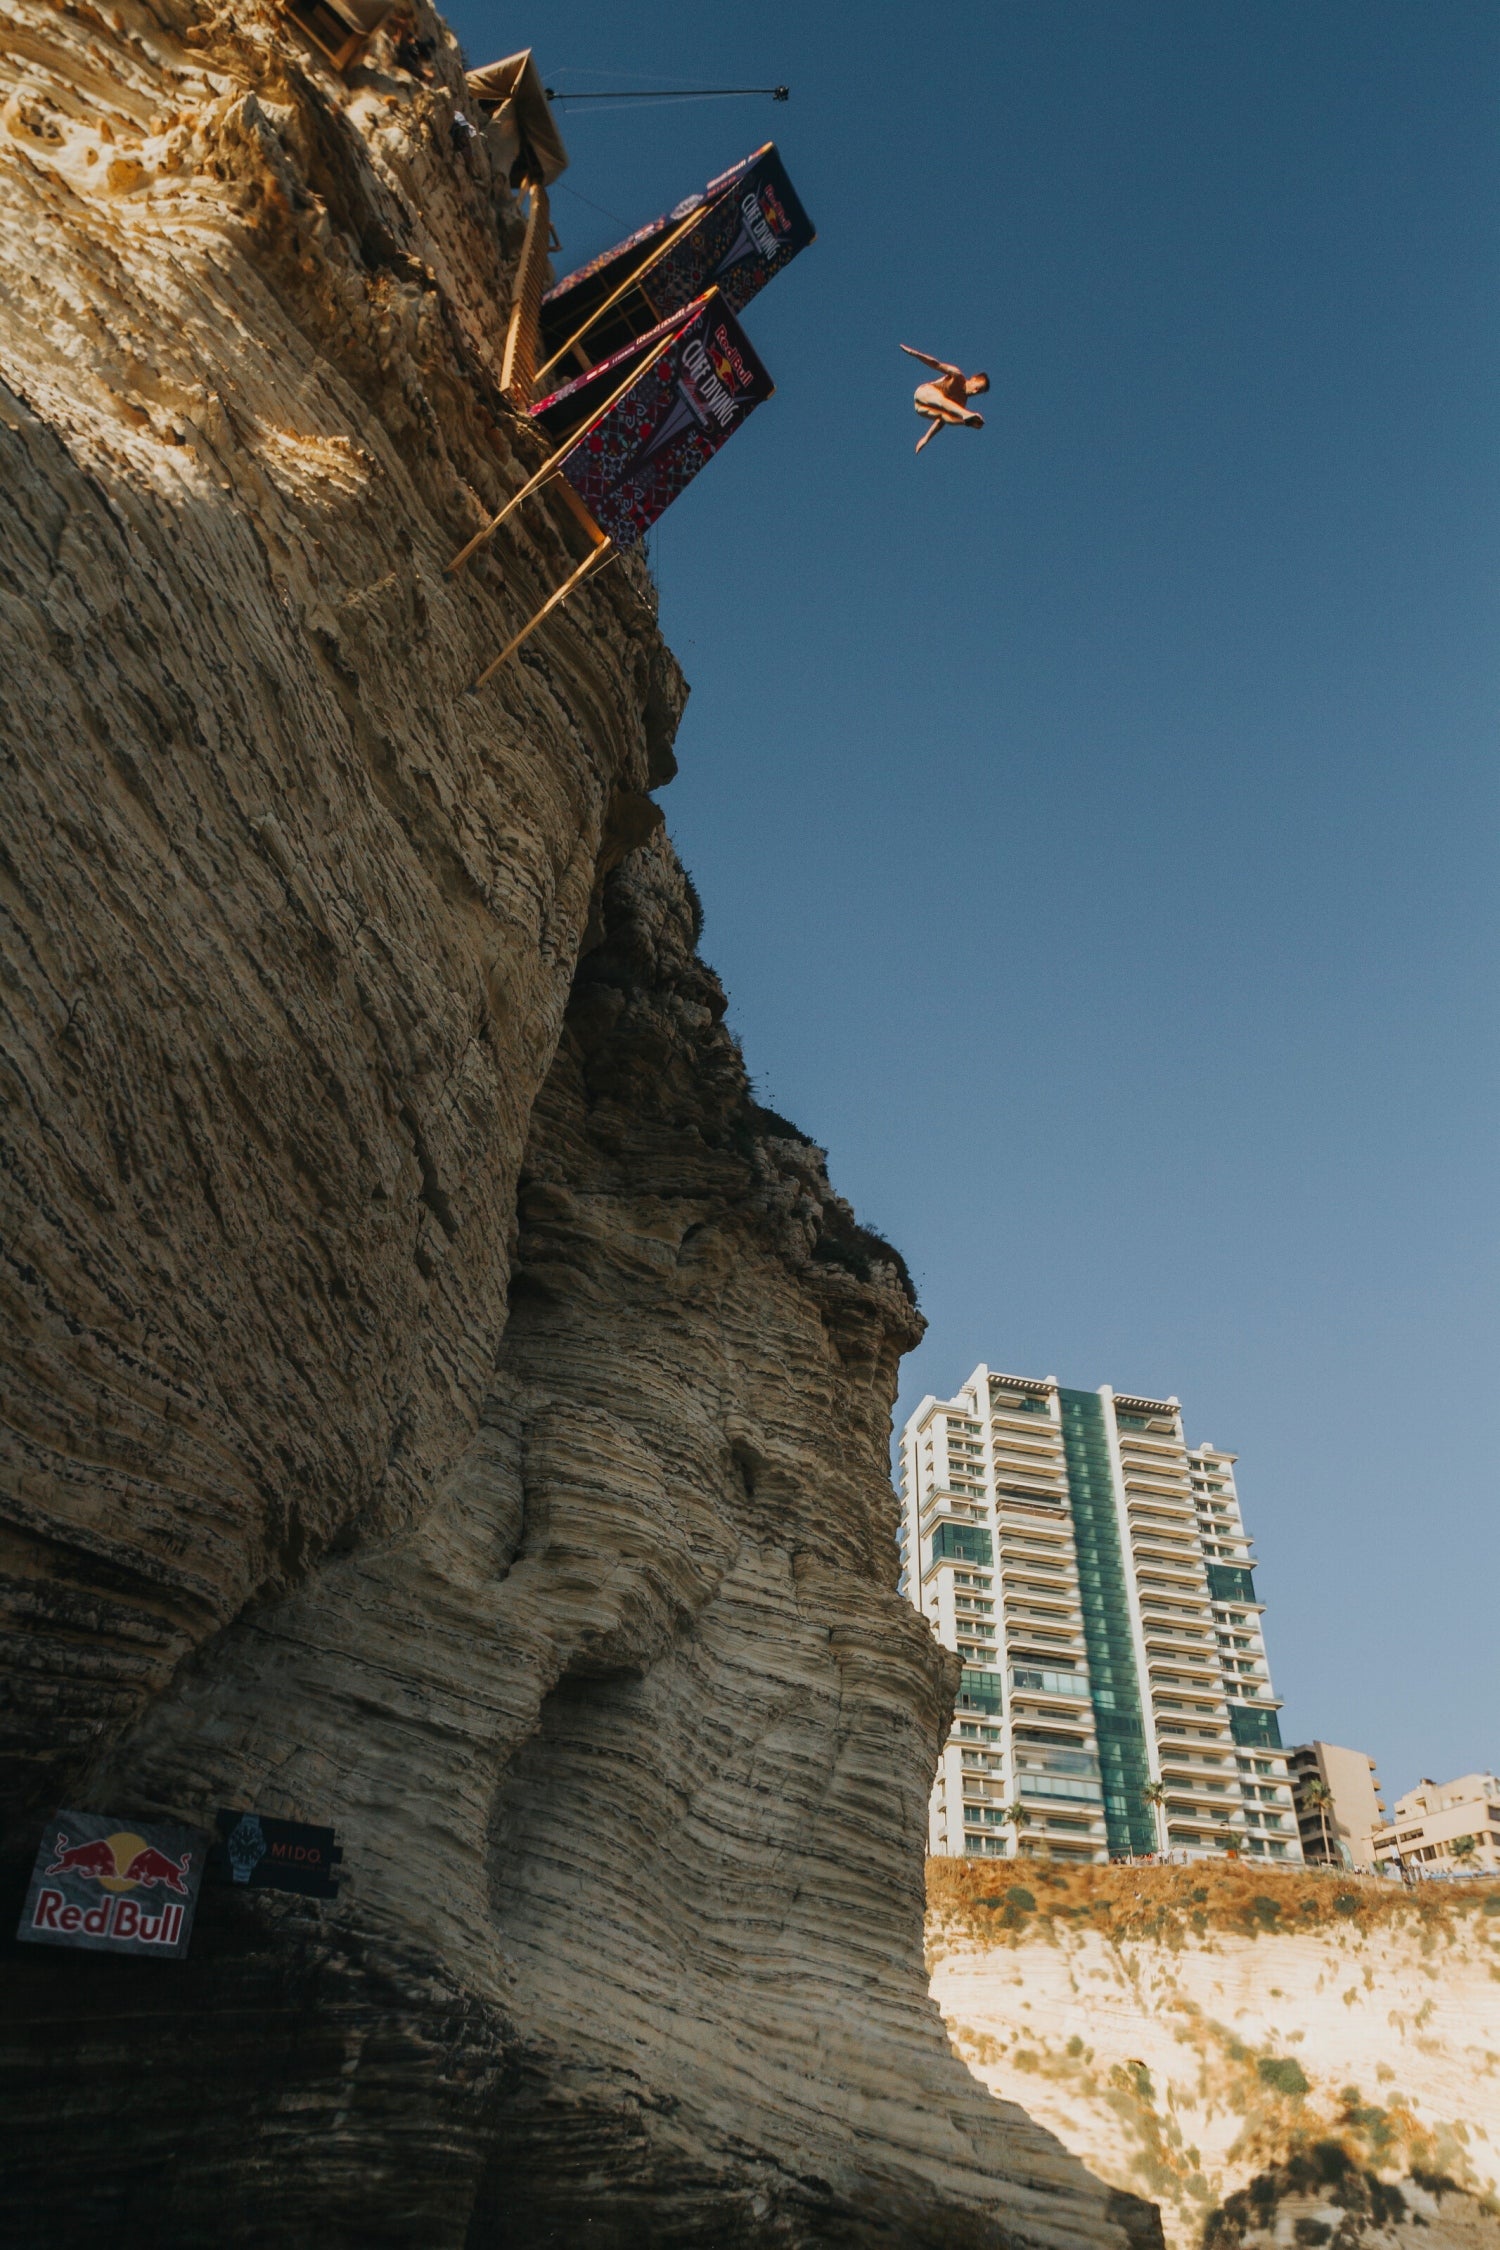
209, 1809, 342, 1898
19, 1810, 206, 1957
540, 293, 773, 551
538, 144, 814, 375
531, 302, 696, 445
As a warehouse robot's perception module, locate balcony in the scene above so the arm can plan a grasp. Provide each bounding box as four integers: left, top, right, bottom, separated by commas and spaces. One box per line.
989, 1391, 1054, 1419
1020, 1773, 1105, 1806
1121, 1462, 1193, 1488
1007, 1584, 1079, 1620
1011, 1707, 1093, 1739
922, 1500, 989, 1544
1011, 1665, 1090, 1700
1161, 1773, 1237, 1804
1147, 1635, 1218, 1662
993, 1425, 1064, 1453
1130, 1543, 1202, 1573
1008, 1636, 1088, 1665
1134, 1563, 1204, 1590
1010, 1650, 1088, 1679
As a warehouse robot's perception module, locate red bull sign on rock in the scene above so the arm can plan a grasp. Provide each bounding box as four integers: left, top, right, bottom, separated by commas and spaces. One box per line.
19, 1809, 206, 1957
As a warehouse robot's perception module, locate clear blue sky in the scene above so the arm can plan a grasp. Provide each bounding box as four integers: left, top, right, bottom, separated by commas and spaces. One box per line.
446, 2, 1498, 1802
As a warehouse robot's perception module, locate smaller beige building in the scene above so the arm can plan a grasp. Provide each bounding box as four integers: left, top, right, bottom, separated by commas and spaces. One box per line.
1371, 1772, 1500, 1874
1288, 1741, 1387, 1868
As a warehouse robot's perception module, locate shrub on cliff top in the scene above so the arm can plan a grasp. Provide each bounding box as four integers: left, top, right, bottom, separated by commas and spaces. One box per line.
927, 1855, 1500, 1945
1257, 2056, 1310, 2097
809, 1208, 918, 1303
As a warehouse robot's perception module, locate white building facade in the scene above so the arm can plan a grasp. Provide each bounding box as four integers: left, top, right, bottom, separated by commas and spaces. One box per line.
1371, 1775, 1500, 1875
897, 1366, 1301, 1865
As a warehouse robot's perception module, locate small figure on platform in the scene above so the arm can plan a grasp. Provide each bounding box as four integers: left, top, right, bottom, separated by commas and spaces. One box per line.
901, 345, 989, 454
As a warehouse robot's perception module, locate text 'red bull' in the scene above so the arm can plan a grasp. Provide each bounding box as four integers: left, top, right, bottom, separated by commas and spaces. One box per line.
30, 1889, 187, 1946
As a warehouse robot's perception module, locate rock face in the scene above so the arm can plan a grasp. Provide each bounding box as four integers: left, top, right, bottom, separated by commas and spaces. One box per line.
0, 0, 680, 1818
0, 3, 1160, 2243
928, 1861, 1500, 2250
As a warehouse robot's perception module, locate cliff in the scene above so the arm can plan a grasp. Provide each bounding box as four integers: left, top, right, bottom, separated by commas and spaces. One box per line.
0, 3, 1157, 2243
928, 1862, 1500, 2250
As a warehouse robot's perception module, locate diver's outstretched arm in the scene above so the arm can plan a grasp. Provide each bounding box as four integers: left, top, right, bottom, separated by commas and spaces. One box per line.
915, 416, 944, 454
901, 343, 961, 376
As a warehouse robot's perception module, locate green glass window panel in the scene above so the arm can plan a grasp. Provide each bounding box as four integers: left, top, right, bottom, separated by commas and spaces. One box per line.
1020, 1774, 1103, 1803
958, 1668, 1002, 1715
1229, 1705, 1283, 1750
1208, 1563, 1256, 1603
1059, 1388, 1156, 1855
931, 1522, 994, 1567
1011, 1666, 1089, 1698
1094, 1711, 1145, 1742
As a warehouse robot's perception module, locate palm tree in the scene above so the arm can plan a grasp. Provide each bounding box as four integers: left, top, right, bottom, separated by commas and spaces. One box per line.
1451, 1833, 1479, 1871
1141, 1780, 1169, 1860
1301, 1776, 1335, 1864
1001, 1800, 1032, 1857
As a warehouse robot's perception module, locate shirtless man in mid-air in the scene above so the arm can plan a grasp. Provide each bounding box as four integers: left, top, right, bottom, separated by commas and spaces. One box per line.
902, 344, 989, 453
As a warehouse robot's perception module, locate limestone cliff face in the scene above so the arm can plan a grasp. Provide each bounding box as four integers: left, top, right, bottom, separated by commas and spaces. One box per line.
928, 1862, 1500, 2250
0, 5, 1158, 2244
0, 0, 679, 1817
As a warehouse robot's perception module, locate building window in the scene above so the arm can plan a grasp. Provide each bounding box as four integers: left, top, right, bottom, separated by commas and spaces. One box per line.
932, 1523, 994, 1567
958, 1669, 1003, 1715
1011, 1666, 1089, 1698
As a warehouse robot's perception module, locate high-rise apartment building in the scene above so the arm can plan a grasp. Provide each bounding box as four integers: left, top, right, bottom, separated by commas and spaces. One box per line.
897, 1366, 1301, 1865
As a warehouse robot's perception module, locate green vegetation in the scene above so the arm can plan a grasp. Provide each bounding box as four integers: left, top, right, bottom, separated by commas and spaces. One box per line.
1257, 2057, 1310, 2098
1206, 2146, 1416, 2250
1299, 1777, 1334, 1864
928, 1854, 1500, 1948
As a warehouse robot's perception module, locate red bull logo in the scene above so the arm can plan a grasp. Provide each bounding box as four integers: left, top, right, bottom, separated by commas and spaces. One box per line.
740, 184, 787, 262
757, 183, 791, 240
710, 326, 754, 393
45, 1830, 191, 1894
20, 1811, 204, 1956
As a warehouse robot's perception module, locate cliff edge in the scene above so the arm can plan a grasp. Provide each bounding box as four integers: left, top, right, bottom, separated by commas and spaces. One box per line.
0, 2, 1158, 2243
929, 1862, 1500, 2250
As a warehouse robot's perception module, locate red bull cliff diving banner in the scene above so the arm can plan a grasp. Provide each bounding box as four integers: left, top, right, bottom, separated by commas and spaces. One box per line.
19, 1810, 207, 1957
537, 144, 813, 379
533, 294, 773, 551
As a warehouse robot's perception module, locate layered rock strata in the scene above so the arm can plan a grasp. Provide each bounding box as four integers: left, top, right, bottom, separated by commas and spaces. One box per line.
1, 4, 1159, 2242
0, 0, 679, 1817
